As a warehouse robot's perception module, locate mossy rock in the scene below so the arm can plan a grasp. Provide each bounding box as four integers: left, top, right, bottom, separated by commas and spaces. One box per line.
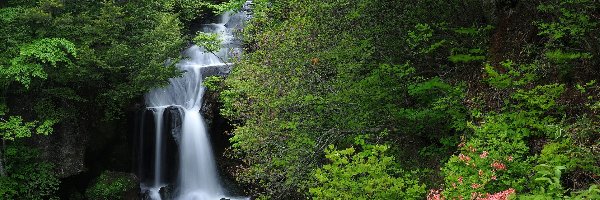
85, 171, 139, 200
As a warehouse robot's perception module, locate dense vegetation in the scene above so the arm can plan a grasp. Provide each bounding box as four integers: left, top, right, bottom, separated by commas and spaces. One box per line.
219, 0, 600, 199
1, 0, 599, 199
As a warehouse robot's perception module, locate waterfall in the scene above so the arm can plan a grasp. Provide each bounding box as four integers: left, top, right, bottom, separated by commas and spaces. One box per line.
139, 10, 247, 200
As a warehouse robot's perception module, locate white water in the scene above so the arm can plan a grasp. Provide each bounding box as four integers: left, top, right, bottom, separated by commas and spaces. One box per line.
142, 12, 244, 200
153, 108, 165, 187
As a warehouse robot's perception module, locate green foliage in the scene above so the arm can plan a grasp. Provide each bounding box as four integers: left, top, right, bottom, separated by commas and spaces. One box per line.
448, 54, 486, 63
535, 0, 599, 81
0, 1, 209, 199
0, 144, 60, 200
193, 32, 222, 53
441, 135, 530, 199
310, 142, 426, 200
407, 23, 446, 55
519, 165, 600, 200
169, 0, 211, 22
568, 185, 600, 200
537, 0, 598, 43
85, 171, 137, 200
223, 0, 485, 198
511, 84, 565, 112
537, 139, 597, 172
1, 38, 76, 89
484, 60, 538, 89
0, 116, 56, 141
531, 164, 567, 198
209, 0, 247, 14
440, 81, 568, 198
203, 76, 224, 91
166, 0, 600, 199
0, 0, 189, 121
545, 49, 592, 63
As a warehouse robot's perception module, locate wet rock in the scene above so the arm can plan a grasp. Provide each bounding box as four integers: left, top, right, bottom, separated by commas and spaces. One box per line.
32, 117, 87, 178
159, 184, 176, 200
199, 64, 232, 80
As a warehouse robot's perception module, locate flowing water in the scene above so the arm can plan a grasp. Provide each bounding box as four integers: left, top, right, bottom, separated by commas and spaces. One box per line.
140, 10, 247, 200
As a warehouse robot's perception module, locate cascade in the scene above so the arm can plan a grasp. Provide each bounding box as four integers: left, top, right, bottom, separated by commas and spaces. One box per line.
137, 7, 250, 199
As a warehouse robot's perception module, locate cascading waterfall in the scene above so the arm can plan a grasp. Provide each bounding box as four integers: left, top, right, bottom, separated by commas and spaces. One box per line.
139, 10, 247, 200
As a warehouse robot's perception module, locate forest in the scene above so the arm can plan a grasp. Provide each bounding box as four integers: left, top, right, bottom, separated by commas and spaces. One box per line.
0, 0, 599, 199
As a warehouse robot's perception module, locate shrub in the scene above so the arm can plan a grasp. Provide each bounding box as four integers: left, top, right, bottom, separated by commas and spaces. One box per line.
0, 144, 59, 200
309, 140, 426, 200
85, 171, 137, 200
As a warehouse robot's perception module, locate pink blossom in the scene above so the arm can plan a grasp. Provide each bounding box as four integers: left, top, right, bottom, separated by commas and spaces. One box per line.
480, 151, 489, 158
471, 183, 481, 189
476, 188, 515, 200
471, 192, 480, 199
506, 156, 513, 162
479, 169, 484, 176
491, 161, 506, 170
458, 176, 463, 184
491, 176, 497, 180
459, 154, 471, 162
427, 189, 444, 200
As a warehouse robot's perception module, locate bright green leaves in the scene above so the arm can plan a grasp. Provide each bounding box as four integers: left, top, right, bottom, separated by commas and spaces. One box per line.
15, 38, 76, 67
535, 0, 598, 81
537, 0, 598, 42
484, 60, 538, 89
203, 76, 224, 91
0, 116, 57, 141
193, 33, 222, 53
447, 25, 493, 64
511, 84, 565, 111
448, 55, 485, 63
545, 49, 592, 63
0, 144, 60, 199
1, 38, 76, 89
574, 80, 600, 110
310, 142, 426, 200
209, 0, 246, 14
0, 116, 36, 141
407, 23, 446, 55
439, 80, 567, 198
519, 164, 568, 199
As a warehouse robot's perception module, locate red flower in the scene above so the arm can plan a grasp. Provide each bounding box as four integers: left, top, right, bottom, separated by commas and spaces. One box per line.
471, 183, 481, 189
480, 151, 489, 158
476, 188, 515, 200
427, 189, 444, 200
491, 161, 506, 170
471, 192, 480, 199
459, 154, 471, 162
458, 176, 463, 184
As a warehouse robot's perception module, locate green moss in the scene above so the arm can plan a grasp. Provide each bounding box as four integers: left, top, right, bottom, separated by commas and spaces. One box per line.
85, 171, 137, 200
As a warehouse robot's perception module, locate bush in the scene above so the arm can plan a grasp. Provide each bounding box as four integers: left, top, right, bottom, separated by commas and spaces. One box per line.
85, 171, 137, 200
0, 144, 59, 200
309, 140, 426, 200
